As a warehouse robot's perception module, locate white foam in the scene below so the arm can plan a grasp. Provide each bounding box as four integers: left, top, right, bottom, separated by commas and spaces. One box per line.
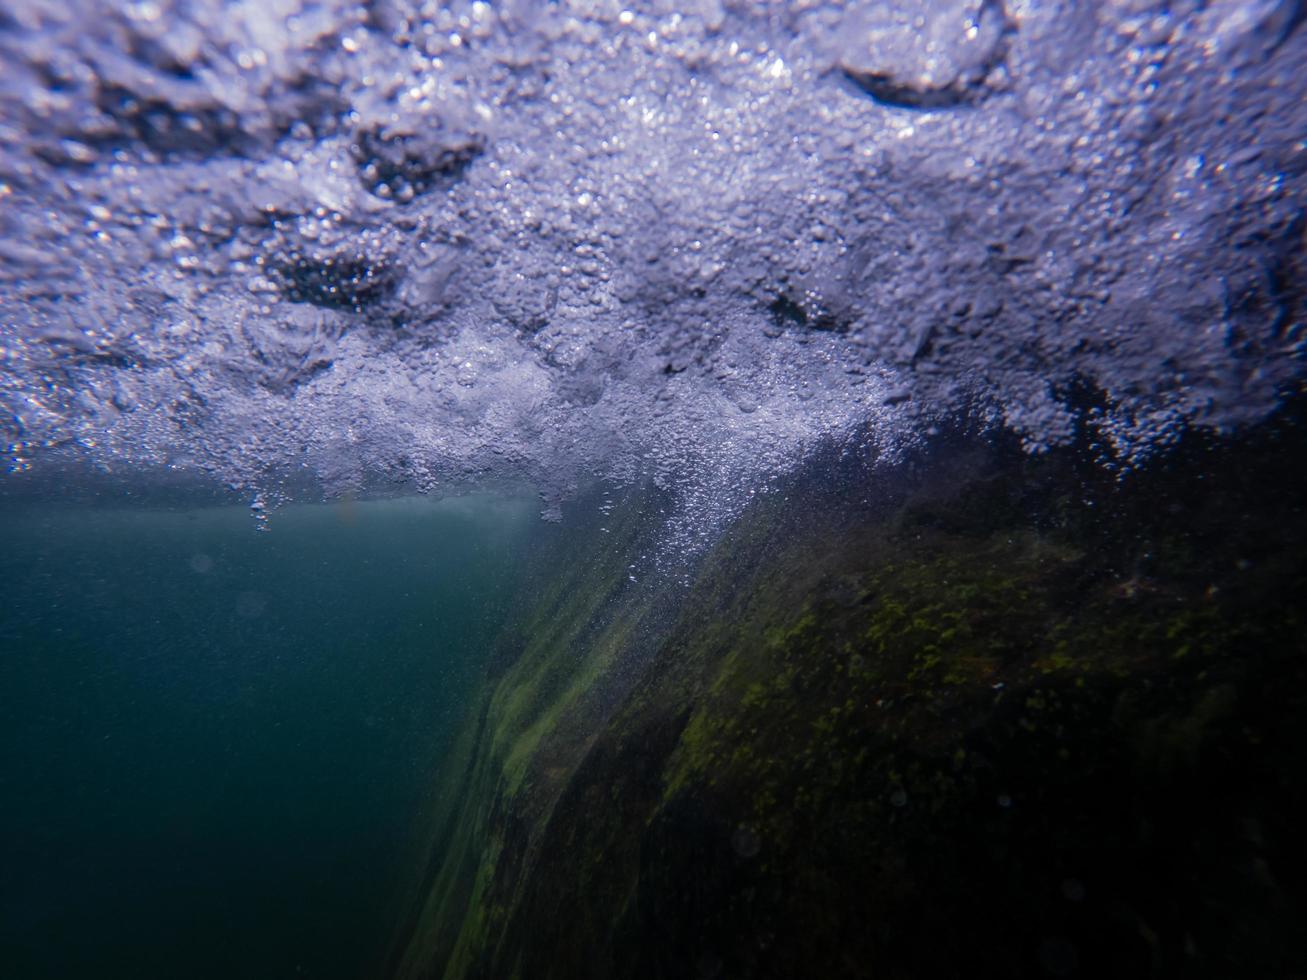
0, 0, 1302, 531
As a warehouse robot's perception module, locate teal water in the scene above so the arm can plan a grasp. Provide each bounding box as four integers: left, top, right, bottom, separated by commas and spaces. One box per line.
0, 493, 538, 979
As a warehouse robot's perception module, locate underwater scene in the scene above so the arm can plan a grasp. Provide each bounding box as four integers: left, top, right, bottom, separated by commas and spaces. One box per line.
2, 2, 1305, 978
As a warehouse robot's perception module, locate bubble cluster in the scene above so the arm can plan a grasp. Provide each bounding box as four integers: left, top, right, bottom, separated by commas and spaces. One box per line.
1, 1, 1303, 522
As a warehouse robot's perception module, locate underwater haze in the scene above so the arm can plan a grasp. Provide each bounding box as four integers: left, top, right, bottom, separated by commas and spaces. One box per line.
0, 494, 538, 979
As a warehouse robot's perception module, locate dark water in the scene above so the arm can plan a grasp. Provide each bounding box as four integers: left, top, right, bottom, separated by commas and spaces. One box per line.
0, 494, 537, 980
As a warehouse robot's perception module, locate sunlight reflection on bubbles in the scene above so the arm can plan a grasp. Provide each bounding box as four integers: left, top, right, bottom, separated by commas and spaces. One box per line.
0, 0, 1300, 531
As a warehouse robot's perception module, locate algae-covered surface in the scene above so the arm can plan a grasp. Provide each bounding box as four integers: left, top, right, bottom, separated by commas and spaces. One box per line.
390, 397, 1307, 980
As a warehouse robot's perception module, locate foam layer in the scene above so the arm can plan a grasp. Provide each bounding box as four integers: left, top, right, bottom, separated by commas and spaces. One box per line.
2, 0, 1303, 514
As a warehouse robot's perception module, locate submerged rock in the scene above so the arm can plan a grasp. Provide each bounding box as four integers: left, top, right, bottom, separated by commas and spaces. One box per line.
388, 399, 1307, 979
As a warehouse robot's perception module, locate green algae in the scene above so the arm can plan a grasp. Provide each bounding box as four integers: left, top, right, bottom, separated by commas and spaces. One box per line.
391, 407, 1307, 980
387, 484, 684, 980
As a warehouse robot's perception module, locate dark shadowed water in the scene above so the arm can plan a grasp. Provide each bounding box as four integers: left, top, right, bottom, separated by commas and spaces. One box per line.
0, 493, 538, 980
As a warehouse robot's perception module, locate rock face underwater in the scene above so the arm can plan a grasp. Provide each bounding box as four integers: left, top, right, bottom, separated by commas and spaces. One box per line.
386, 398, 1307, 980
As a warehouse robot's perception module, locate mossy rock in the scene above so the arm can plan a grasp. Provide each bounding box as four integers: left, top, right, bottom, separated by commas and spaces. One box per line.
391, 399, 1307, 980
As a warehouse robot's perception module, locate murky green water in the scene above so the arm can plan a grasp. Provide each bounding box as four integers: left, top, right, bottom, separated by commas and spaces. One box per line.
0, 494, 538, 980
